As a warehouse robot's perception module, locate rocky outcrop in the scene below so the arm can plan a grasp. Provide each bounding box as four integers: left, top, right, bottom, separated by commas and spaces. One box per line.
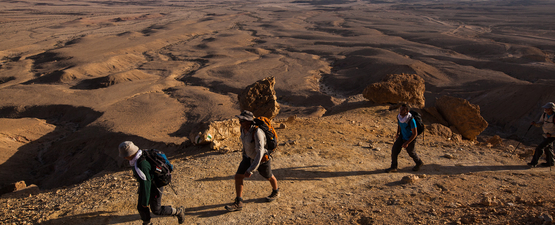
189, 119, 240, 146
363, 73, 425, 108
0, 181, 39, 198
0, 181, 27, 196
238, 76, 280, 119
435, 96, 488, 140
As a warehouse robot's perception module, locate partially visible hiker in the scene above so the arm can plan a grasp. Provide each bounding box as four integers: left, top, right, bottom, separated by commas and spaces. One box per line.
385, 104, 424, 173
225, 110, 280, 212
528, 102, 555, 168
118, 141, 185, 225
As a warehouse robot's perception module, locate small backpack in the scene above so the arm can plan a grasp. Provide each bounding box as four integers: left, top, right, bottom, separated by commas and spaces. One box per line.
141, 149, 174, 187
253, 116, 278, 155
409, 110, 425, 136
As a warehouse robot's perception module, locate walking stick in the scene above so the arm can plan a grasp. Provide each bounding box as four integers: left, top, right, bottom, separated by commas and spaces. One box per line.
514, 124, 533, 151
169, 183, 179, 196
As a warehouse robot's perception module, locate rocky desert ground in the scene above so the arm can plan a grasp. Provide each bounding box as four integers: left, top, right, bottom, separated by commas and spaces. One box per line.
1, 0, 555, 224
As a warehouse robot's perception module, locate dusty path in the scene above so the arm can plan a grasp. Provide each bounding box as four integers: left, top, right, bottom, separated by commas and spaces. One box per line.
3, 106, 555, 224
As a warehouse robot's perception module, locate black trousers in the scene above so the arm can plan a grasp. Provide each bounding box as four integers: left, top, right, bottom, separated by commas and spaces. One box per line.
137, 186, 174, 223
390, 136, 422, 169
530, 137, 555, 166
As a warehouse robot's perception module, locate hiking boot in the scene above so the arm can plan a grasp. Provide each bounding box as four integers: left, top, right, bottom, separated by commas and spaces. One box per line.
540, 163, 554, 167
266, 189, 280, 202
412, 162, 424, 171
176, 206, 185, 224
225, 197, 243, 212
527, 163, 537, 168
384, 167, 397, 173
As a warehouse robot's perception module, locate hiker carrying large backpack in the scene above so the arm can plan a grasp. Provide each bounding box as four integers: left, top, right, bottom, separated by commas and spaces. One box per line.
384, 104, 425, 173
118, 141, 185, 225
528, 102, 555, 168
225, 110, 280, 212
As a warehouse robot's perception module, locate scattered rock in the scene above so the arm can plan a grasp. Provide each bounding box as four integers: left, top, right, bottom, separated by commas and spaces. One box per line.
401, 175, 420, 184
362, 73, 425, 108
189, 118, 240, 145
480, 196, 498, 206
444, 153, 455, 159
238, 76, 280, 119
427, 123, 453, 139
436, 96, 488, 140
487, 135, 503, 147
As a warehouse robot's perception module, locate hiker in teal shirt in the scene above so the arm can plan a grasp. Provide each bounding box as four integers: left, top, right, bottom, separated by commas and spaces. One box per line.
385, 104, 424, 173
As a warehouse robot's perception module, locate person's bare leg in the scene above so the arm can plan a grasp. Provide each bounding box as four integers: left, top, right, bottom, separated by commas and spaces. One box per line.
268, 175, 278, 190
235, 174, 245, 198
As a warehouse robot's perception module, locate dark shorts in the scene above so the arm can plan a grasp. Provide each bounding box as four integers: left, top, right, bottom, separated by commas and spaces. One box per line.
236, 155, 273, 179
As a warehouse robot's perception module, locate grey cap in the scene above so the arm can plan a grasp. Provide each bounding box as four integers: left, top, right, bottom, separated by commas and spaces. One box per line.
119, 141, 139, 158
236, 110, 254, 122
542, 102, 555, 110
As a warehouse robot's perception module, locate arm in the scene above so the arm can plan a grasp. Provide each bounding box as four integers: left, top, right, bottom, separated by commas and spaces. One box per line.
245, 128, 267, 175
395, 124, 400, 140
532, 114, 545, 127
402, 119, 418, 148
136, 160, 152, 207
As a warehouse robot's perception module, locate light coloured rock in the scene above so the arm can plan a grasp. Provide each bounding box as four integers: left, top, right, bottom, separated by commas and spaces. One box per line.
436, 96, 488, 140
427, 123, 453, 139
480, 196, 498, 206
2, 184, 39, 198
189, 118, 240, 145
238, 76, 280, 119
0, 181, 26, 196
401, 175, 420, 184
487, 135, 503, 147
362, 73, 425, 108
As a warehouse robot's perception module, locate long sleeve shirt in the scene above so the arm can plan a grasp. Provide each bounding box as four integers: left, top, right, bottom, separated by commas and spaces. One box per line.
240, 125, 267, 174
133, 159, 153, 207
537, 113, 555, 136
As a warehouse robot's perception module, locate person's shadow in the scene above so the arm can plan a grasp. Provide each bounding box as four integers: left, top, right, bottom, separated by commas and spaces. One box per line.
39, 211, 138, 224
188, 163, 531, 217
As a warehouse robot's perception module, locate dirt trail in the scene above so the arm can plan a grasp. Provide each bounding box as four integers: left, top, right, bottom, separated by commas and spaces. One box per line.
2, 105, 555, 225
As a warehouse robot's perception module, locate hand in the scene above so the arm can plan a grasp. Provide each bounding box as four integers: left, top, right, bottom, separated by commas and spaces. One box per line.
142, 205, 149, 208
531, 121, 536, 125
244, 172, 252, 178
402, 142, 410, 148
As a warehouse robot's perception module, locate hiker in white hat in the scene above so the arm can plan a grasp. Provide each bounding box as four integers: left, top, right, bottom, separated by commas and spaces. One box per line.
528, 102, 555, 168
118, 141, 185, 225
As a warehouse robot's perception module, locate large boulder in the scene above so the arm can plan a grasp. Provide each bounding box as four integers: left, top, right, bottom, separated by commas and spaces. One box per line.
238, 76, 280, 119
435, 96, 488, 140
189, 119, 240, 146
363, 73, 425, 108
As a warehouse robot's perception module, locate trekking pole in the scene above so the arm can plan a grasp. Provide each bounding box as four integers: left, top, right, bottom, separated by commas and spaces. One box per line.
514, 124, 533, 151
169, 183, 179, 196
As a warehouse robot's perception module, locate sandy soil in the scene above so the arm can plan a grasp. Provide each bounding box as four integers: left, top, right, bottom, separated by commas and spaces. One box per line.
1, 0, 555, 224
2, 105, 555, 224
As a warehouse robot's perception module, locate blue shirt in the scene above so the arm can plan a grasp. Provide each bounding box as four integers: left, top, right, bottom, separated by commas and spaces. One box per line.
399, 117, 417, 141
